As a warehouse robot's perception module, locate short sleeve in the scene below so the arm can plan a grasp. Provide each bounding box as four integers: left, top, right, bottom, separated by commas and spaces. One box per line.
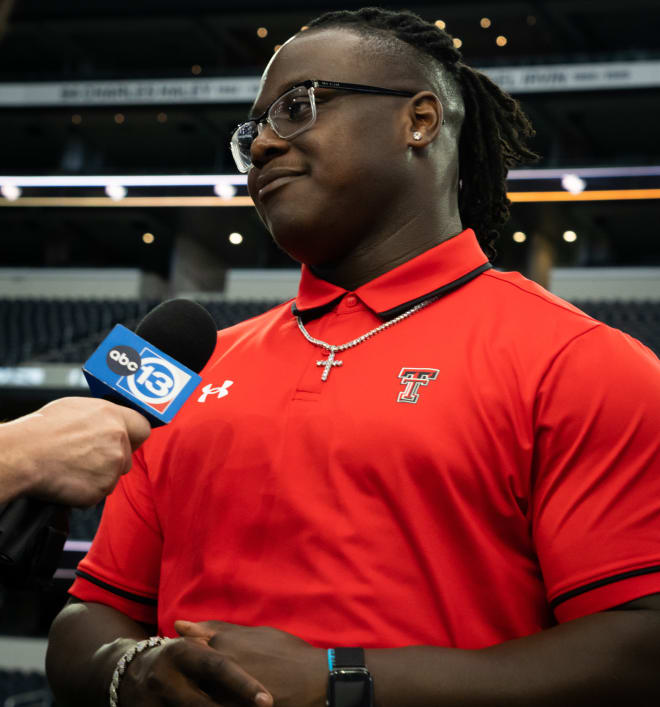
532, 324, 660, 622
68, 447, 162, 625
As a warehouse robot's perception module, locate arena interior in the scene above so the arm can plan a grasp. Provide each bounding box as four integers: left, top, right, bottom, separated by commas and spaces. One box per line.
0, 0, 659, 703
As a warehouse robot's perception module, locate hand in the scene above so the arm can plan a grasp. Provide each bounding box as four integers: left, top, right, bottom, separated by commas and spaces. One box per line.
0, 397, 151, 506
175, 620, 327, 707
118, 636, 273, 707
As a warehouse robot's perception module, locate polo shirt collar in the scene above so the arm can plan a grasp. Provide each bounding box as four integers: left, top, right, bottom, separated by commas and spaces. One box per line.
292, 228, 491, 321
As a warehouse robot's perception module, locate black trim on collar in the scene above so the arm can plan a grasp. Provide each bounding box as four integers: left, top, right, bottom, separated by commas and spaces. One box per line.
75, 569, 158, 606
378, 262, 492, 319
550, 565, 660, 609
291, 294, 344, 324
291, 262, 492, 323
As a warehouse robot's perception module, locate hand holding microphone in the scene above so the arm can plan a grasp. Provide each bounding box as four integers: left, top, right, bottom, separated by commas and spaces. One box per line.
0, 299, 217, 588
0, 397, 150, 507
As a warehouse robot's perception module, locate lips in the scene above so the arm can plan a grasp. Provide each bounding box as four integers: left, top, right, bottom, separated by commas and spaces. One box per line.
254, 167, 305, 199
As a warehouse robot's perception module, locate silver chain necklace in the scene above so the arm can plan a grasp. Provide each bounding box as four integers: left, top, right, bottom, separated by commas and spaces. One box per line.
296, 295, 439, 381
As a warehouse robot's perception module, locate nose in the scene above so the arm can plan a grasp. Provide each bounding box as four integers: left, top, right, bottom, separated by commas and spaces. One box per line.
250, 121, 290, 170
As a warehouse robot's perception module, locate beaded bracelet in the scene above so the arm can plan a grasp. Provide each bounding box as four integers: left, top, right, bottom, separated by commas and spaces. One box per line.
109, 636, 170, 707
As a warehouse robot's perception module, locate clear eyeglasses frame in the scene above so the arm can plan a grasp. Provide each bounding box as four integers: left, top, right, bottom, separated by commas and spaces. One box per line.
229, 79, 416, 173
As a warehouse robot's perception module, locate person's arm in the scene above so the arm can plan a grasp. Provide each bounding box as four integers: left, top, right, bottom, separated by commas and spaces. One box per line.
175, 595, 660, 706
0, 397, 150, 506
46, 599, 273, 707
53, 597, 660, 707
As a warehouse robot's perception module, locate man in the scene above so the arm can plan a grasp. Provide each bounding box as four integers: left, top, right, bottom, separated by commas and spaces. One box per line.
47, 8, 660, 707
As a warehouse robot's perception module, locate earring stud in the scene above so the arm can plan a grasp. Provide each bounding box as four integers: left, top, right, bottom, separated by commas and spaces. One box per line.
412, 131, 423, 141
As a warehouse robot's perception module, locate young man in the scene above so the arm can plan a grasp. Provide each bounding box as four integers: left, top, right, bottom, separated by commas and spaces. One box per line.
47, 9, 660, 707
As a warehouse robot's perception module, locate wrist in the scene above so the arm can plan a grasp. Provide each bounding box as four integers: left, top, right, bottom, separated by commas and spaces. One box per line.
108, 636, 170, 707
304, 646, 328, 707
0, 417, 42, 499
326, 647, 374, 707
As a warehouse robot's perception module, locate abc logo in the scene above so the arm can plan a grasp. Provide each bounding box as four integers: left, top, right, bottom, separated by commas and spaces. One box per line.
106, 346, 141, 375
122, 351, 191, 410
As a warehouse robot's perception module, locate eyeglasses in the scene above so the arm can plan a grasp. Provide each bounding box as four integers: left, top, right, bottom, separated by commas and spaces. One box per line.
230, 79, 416, 173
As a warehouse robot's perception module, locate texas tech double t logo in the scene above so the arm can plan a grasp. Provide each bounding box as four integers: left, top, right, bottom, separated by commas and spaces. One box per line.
397, 368, 440, 404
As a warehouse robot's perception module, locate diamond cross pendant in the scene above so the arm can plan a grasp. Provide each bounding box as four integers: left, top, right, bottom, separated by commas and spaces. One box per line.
317, 347, 343, 381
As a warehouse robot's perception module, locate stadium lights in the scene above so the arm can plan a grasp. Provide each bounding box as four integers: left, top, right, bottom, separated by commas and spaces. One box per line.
0, 174, 248, 187
105, 184, 127, 201
561, 174, 587, 193
3, 166, 658, 189
213, 183, 237, 198
1, 169, 659, 206
0, 183, 21, 200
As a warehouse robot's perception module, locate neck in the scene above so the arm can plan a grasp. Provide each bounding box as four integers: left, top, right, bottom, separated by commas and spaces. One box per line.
311, 209, 464, 291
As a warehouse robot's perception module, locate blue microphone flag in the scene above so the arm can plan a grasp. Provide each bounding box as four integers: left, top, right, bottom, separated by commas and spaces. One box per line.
83, 324, 202, 426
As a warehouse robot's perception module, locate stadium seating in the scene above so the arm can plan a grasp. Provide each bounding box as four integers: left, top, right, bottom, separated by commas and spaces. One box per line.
0, 670, 52, 706
1, 298, 659, 366
0, 298, 282, 366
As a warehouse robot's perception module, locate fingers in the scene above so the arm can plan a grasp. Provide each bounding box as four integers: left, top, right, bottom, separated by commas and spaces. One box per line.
174, 620, 215, 643
117, 406, 152, 451
175, 620, 214, 648
174, 642, 273, 707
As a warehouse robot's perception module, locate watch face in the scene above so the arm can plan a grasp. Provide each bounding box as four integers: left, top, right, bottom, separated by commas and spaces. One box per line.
327, 670, 374, 707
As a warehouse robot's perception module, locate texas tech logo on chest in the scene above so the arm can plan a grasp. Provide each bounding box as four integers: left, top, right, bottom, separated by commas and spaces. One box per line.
397, 367, 439, 404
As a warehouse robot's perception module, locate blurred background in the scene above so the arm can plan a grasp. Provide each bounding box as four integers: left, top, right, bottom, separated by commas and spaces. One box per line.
1, 0, 659, 703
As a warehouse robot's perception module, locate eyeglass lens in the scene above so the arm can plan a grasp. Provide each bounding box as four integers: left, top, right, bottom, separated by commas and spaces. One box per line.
231, 85, 316, 173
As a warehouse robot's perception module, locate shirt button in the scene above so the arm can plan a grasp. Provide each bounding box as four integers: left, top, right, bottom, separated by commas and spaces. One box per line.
345, 295, 358, 307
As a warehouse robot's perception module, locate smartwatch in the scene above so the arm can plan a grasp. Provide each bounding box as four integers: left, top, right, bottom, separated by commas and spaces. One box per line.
326, 647, 374, 707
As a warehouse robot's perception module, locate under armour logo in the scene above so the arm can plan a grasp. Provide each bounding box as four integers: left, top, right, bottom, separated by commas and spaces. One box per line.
397, 368, 439, 404
197, 380, 233, 403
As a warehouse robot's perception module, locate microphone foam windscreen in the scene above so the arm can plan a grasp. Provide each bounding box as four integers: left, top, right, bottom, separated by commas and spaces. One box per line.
135, 299, 218, 374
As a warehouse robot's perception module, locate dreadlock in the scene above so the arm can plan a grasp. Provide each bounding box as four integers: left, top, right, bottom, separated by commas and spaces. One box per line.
305, 7, 539, 260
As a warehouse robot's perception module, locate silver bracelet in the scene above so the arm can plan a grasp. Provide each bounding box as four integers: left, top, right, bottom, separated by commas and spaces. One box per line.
109, 635, 170, 707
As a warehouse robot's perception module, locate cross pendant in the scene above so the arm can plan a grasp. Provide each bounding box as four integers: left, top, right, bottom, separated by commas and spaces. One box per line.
317, 347, 343, 381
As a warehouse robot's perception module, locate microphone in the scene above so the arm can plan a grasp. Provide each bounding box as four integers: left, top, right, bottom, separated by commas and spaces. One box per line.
0, 299, 217, 592
83, 298, 218, 426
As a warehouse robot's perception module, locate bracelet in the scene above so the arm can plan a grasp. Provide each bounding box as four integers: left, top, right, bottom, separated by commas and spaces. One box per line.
109, 636, 170, 707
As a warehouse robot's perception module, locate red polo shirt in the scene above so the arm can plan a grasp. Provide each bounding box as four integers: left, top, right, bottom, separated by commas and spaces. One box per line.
70, 229, 660, 650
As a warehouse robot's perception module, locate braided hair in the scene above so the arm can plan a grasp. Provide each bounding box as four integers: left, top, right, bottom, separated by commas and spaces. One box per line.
305, 7, 539, 260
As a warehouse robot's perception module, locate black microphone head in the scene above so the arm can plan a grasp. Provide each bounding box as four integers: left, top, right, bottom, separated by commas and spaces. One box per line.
135, 299, 218, 373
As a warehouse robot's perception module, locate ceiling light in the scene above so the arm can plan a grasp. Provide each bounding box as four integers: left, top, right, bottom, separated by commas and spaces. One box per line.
434, 20, 446, 30
1, 183, 21, 201
229, 232, 243, 245
496, 35, 508, 47
273, 44, 282, 52
480, 17, 491, 28
257, 27, 268, 38
563, 230, 577, 243
300, 25, 309, 31
214, 183, 237, 199
561, 174, 587, 194
156, 112, 168, 123
114, 113, 125, 124
513, 231, 527, 243
191, 65, 202, 75
71, 114, 82, 125
142, 232, 155, 244
105, 184, 127, 201
453, 37, 463, 49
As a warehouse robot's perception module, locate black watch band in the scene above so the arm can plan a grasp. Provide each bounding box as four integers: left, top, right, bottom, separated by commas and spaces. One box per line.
327, 647, 374, 707
333, 647, 366, 668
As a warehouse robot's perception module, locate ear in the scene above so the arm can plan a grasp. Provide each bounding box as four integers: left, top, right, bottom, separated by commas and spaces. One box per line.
405, 92, 444, 148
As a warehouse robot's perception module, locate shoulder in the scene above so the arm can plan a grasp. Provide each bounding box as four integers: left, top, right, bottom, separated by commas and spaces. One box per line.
458, 268, 660, 386
205, 299, 295, 360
